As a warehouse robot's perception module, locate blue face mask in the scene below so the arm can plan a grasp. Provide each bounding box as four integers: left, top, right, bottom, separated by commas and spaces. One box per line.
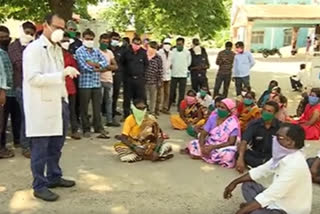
308, 96, 319, 106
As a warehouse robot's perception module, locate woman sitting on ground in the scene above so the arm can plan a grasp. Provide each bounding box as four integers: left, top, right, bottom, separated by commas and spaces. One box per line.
196, 86, 213, 109
293, 88, 320, 140
276, 95, 291, 122
181, 98, 241, 168
257, 80, 279, 108
170, 89, 206, 130
114, 99, 173, 162
238, 91, 261, 133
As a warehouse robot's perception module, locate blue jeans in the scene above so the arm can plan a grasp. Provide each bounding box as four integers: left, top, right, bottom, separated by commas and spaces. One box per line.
101, 82, 113, 123
16, 88, 30, 151
30, 101, 69, 191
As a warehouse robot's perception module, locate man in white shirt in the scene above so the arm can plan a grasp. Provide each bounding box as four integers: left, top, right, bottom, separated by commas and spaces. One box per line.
23, 14, 79, 202
169, 37, 191, 111
156, 38, 172, 114
224, 123, 312, 214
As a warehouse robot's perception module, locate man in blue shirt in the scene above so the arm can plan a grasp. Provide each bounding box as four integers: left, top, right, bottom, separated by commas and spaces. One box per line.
75, 29, 109, 138
233, 41, 255, 96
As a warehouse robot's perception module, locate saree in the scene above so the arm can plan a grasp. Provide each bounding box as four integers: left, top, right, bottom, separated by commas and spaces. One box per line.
187, 112, 241, 168
170, 102, 205, 130
294, 104, 320, 140
114, 116, 172, 162
239, 105, 261, 133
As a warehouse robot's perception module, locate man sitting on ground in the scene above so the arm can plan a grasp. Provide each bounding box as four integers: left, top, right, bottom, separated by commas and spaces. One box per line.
224, 123, 312, 214
236, 101, 281, 173
307, 151, 320, 184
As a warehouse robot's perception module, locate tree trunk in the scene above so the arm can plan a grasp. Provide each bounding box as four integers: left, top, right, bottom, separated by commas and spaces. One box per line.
48, 0, 75, 21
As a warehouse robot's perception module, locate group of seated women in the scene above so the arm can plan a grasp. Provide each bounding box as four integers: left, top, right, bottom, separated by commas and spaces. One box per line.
113, 81, 320, 170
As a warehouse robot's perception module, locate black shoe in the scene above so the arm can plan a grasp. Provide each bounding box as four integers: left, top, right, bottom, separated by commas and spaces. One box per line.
106, 122, 121, 127
34, 189, 59, 202
48, 178, 76, 189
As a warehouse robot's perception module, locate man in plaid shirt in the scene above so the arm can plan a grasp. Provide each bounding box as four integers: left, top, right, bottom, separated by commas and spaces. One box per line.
0, 25, 15, 158
75, 29, 109, 138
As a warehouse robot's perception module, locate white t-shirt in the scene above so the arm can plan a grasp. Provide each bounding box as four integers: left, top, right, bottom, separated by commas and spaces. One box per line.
100, 50, 114, 83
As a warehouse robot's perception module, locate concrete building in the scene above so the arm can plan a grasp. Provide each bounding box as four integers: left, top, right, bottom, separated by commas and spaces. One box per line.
231, 0, 320, 51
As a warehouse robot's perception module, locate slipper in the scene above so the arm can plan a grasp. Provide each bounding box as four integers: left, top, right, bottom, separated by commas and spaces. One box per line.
157, 154, 174, 161
0, 148, 15, 159
97, 133, 111, 139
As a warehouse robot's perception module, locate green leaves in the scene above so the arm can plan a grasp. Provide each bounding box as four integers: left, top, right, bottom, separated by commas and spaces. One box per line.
100, 0, 230, 40
0, 0, 101, 22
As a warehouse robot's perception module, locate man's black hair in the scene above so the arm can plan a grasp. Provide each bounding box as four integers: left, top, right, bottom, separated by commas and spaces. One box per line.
235, 41, 244, 48
0, 25, 10, 34
300, 64, 306, 70
132, 36, 141, 43
22, 21, 36, 32
281, 123, 305, 149
265, 101, 279, 113
176, 37, 185, 43
82, 28, 95, 38
44, 13, 63, 25
100, 33, 110, 40
122, 37, 130, 43
225, 41, 233, 48
192, 38, 200, 45
110, 32, 120, 38
149, 41, 158, 49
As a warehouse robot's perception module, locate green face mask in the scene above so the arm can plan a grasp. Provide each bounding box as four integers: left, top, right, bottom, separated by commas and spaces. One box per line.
100, 43, 109, 51
243, 98, 253, 106
200, 90, 207, 97
131, 104, 147, 126
68, 31, 77, 39
217, 108, 229, 118
261, 111, 274, 122
176, 45, 183, 52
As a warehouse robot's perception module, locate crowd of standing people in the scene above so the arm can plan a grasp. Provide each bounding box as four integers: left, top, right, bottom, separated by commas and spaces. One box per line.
1, 13, 320, 214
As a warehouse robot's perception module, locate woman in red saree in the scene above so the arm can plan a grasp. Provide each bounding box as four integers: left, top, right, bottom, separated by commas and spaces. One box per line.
294, 88, 320, 140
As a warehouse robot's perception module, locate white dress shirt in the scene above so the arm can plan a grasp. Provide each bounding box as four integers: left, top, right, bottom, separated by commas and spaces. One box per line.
157, 48, 172, 81
23, 35, 65, 137
249, 150, 312, 214
171, 48, 191, 78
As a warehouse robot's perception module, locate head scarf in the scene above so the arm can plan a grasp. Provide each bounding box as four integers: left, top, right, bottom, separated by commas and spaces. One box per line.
221, 98, 237, 115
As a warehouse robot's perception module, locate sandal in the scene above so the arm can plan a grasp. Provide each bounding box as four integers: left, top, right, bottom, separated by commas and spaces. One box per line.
180, 148, 189, 155
0, 148, 15, 159
97, 131, 111, 139
156, 154, 174, 161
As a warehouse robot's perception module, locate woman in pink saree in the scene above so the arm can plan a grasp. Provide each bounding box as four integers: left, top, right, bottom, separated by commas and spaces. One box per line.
181, 98, 241, 168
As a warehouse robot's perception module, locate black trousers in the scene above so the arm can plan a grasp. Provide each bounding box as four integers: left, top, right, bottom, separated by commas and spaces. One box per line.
113, 72, 122, 117
289, 76, 303, 90
169, 77, 187, 111
243, 150, 271, 168
123, 77, 146, 118
191, 72, 208, 92
213, 73, 232, 98
0, 96, 21, 148
79, 88, 103, 133
234, 76, 250, 96
68, 94, 79, 133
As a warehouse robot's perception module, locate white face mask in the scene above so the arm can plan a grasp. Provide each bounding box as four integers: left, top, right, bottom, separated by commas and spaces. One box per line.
60, 42, 70, 50
163, 44, 171, 52
49, 26, 64, 43
83, 40, 94, 48
20, 34, 34, 46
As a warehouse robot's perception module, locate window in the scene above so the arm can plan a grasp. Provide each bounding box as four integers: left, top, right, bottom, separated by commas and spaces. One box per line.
283, 29, 292, 46
252, 31, 264, 44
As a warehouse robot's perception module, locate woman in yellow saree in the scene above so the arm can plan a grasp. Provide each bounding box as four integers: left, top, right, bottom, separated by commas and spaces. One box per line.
114, 99, 173, 162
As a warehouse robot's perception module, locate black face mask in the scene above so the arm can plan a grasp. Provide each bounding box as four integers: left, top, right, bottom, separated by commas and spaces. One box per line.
0, 38, 12, 50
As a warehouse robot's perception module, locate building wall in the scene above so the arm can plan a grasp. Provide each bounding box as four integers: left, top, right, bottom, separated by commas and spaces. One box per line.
245, 0, 312, 4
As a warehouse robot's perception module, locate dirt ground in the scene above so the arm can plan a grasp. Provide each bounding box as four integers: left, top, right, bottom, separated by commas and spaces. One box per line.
1, 53, 320, 214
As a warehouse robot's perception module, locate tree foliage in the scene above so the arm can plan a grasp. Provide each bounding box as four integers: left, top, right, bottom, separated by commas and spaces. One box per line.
101, 0, 230, 40
0, 0, 100, 22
